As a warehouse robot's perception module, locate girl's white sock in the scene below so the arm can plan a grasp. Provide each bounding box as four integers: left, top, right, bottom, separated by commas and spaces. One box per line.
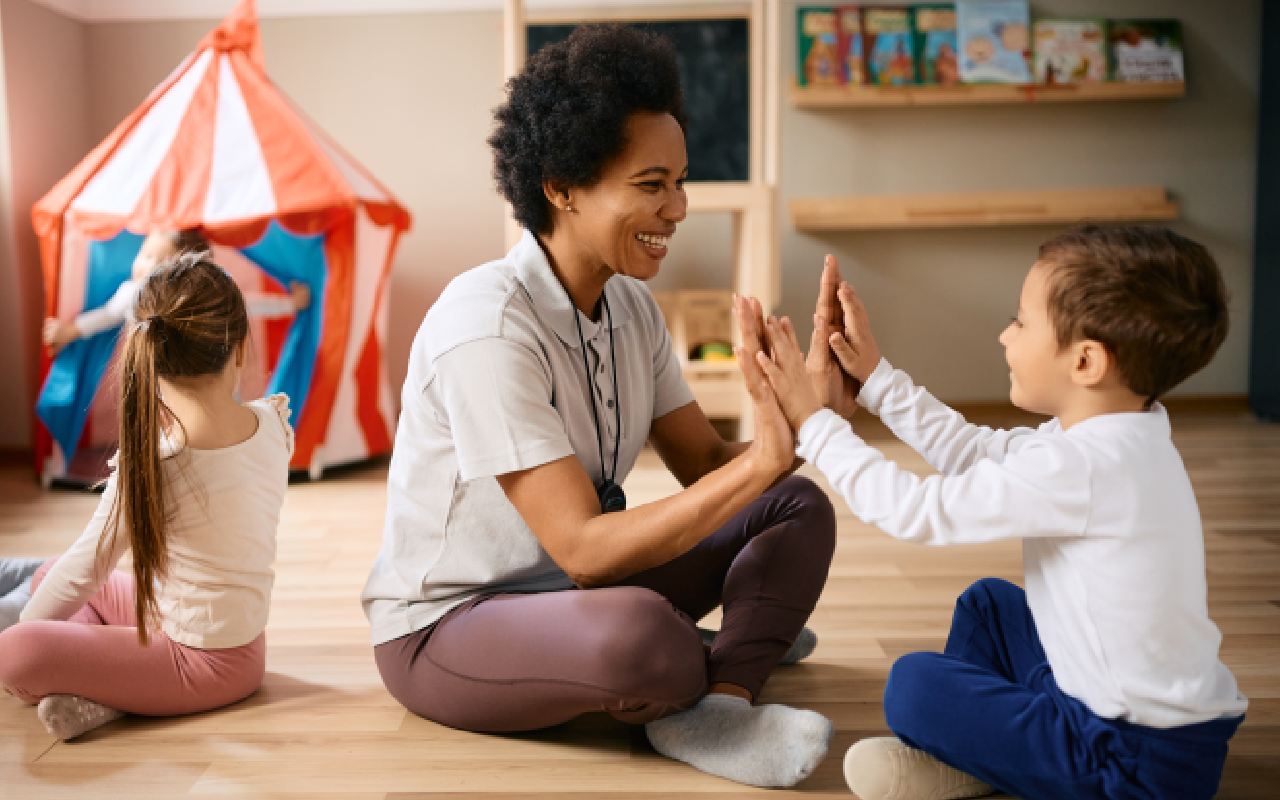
645, 693, 833, 788
37, 694, 124, 740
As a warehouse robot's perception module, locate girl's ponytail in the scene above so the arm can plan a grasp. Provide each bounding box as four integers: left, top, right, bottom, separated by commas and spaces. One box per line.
100, 251, 249, 645
108, 314, 170, 643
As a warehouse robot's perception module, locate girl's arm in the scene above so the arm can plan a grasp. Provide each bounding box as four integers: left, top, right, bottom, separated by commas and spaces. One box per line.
21, 473, 130, 622
73, 281, 137, 339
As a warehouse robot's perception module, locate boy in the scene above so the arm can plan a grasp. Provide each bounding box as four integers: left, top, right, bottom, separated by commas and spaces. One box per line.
740, 226, 1247, 800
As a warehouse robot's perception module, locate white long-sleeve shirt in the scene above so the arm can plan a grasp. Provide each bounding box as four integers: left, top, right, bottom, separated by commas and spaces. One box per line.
74, 279, 298, 338
23, 395, 295, 649
796, 358, 1247, 729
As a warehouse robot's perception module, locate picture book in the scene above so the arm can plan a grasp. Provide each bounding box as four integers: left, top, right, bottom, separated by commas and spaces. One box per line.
863, 8, 917, 86
956, 1, 1031, 84
1109, 19, 1184, 83
797, 7, 842, 87
1033, 19, 1107, 85
835, 6, 868, 85
913, 5, 959, 86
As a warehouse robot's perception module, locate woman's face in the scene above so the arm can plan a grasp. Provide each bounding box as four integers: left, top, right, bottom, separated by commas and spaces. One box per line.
561, 112, 688, 282
132, 231, 180, 280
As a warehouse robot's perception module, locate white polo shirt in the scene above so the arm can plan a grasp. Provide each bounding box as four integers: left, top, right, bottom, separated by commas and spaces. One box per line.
362, 231, 696, 645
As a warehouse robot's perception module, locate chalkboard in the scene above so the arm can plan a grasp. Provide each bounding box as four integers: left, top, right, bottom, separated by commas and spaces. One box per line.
527, 19, 750, 182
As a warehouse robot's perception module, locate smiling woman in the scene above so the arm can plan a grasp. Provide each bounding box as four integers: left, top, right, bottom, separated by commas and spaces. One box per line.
360, 24, 838, 789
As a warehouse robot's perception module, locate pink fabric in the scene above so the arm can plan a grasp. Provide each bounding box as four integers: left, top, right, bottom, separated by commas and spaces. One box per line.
0, 560, 265, 715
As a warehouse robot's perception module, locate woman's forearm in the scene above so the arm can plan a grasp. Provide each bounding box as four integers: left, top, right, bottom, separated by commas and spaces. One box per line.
567, 452, 777, 587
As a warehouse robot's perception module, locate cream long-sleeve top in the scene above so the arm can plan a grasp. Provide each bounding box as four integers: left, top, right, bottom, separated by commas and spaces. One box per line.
796, 359, 1248, 729
75, 279, 299, 338
23, 395, 294, 649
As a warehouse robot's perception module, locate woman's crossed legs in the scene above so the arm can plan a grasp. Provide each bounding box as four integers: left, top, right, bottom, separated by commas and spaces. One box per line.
374, 474, 837, 732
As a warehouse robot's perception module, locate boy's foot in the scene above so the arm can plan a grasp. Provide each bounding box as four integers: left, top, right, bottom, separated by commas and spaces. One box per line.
646, 693, 833, 788
844, 737, 994, 800
697, 626, 819, 665
37, 694, 124, 741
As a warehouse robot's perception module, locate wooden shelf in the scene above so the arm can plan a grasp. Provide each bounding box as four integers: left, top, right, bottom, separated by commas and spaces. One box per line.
791, 186, 1178, 232
790, 80, 1185, 108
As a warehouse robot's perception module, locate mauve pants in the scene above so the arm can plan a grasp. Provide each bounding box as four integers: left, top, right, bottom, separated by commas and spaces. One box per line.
374, 475, 837, 732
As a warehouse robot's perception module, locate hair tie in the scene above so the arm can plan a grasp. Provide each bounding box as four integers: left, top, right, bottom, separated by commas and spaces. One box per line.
147, 314, 165, 331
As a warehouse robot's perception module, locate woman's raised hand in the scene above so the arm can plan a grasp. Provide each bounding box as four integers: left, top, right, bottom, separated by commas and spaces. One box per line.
733, 295, 795, 480
759, 316, 823, 432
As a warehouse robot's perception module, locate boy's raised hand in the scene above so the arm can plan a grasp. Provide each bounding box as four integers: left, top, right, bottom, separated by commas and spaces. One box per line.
758, 316, 823, 432
830, 281, 881, 385
808, 256, 862, 420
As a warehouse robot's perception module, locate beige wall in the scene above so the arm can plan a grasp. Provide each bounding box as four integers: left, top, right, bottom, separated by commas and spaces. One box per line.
38, 0, 1264, 428
0, 0, 88, 448
779, 0, 1260, 399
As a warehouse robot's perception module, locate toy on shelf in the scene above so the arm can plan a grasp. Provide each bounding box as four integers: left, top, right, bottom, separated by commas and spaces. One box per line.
32, 0, 411, 485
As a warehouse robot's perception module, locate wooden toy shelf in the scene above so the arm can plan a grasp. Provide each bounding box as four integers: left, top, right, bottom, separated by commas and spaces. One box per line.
790, 80, 1186, 108
791, 186, 1178, 232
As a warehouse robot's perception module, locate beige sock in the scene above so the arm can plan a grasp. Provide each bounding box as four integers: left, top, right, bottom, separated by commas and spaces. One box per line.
37, 694, 124, 741
844, 736, 994, 800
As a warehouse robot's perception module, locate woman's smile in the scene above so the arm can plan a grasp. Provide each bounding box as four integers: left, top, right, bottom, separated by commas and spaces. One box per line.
635, 231, 673, 260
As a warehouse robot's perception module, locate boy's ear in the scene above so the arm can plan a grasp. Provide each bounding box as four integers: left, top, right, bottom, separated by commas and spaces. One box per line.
1070, 339, 1113, 389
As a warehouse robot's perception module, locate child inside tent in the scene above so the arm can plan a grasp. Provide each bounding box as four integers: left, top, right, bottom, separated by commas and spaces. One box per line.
42, 229, 311, 355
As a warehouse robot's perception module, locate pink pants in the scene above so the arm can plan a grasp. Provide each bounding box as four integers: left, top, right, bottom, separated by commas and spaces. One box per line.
0, 560, 265, 715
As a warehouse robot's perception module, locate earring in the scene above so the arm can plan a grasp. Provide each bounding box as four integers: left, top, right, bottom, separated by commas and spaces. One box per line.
565, 204, 574, 212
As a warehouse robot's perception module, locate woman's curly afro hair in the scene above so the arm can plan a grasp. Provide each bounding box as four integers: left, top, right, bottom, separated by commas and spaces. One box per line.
489, 24, 688, 235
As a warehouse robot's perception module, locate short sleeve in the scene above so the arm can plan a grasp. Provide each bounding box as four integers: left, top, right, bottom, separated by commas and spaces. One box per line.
650, 312, 695, 420
264, 393, 295, 457
433, 337, 575, 482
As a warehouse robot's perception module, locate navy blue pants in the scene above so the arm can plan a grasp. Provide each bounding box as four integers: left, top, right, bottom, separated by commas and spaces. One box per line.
884, 578, 1242, 800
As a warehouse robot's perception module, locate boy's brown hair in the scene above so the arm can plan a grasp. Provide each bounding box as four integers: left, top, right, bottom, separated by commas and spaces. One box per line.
1038, 225, 1230, 404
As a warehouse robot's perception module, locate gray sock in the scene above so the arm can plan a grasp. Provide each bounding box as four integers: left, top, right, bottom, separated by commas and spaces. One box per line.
37, 695, 124, 741
697, 626, 819, 665
645, 694, 833, 788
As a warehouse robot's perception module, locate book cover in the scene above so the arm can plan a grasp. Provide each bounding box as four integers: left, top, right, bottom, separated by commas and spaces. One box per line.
864, 8, 917, 86
835, 6, 868, 85
797, 7, 842, 87
1109, 19, 1184, 83
1033, 19, 1107, 84
913, 5, 960, 86
956, 1, 1032, 84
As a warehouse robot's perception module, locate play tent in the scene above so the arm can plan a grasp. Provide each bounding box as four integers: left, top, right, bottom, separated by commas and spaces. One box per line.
33, 0, 410, 482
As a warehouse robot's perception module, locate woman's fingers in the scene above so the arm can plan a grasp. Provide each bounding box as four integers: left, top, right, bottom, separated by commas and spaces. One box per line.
829, 331, 861, 375
818, 254, 844, 334
755, 349, 787, 392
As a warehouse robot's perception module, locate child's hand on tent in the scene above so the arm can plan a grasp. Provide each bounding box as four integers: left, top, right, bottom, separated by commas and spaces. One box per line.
42, 318, 80, 355
289, 282, 311, 312
757, 315, 823, 432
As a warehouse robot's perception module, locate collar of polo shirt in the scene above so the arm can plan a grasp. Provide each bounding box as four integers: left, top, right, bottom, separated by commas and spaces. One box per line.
512, 230, 633, 348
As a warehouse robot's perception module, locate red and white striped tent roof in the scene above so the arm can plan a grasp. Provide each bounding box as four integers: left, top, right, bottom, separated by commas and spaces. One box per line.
33, 0, 411, 478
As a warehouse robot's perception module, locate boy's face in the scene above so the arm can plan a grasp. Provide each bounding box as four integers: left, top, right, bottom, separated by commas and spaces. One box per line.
998, 262, 1076, 416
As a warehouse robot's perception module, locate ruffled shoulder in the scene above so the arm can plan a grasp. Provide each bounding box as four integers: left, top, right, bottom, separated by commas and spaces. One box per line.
261, 393, 295, 456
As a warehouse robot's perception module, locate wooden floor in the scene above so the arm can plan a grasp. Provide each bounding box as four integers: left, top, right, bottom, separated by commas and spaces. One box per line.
1, 412, 1278, 798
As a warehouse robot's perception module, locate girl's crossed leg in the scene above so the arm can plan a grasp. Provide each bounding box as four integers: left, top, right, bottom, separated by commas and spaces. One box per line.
0, 560, 265, 717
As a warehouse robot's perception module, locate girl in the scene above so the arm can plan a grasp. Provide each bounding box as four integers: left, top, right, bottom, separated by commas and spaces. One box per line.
0, 253, 294, 740
42, 229, 311, 355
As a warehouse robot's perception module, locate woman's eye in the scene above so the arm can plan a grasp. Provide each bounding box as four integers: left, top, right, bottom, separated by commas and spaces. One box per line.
1010, 316, 1022, 327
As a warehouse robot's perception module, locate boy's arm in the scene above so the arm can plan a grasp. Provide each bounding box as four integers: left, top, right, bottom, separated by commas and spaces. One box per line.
796, 408, 1091, 546
21, 472, 129, 622
855, 358, 1039, 476
828, 280, 1037, 475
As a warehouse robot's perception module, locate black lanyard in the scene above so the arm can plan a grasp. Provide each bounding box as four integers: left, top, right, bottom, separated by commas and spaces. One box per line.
573, 293, 626, 513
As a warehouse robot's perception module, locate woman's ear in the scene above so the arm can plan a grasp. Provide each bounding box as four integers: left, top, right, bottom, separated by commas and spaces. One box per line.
235, 339, 248, 369
541, 180, 572, 213
1071, 339, 1113, 389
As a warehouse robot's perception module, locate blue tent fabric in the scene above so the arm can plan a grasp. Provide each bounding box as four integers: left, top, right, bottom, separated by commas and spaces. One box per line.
238, 221, 327, 422
36, 230, 144, 464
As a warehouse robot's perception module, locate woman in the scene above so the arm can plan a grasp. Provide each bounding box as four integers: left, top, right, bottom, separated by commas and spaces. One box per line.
362, 25, 838, 789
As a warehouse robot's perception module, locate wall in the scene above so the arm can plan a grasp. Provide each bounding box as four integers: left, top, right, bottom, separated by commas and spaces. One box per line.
0, 0, 88, 449
780, 0, 1261, 399
65, 1, 1267, 410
